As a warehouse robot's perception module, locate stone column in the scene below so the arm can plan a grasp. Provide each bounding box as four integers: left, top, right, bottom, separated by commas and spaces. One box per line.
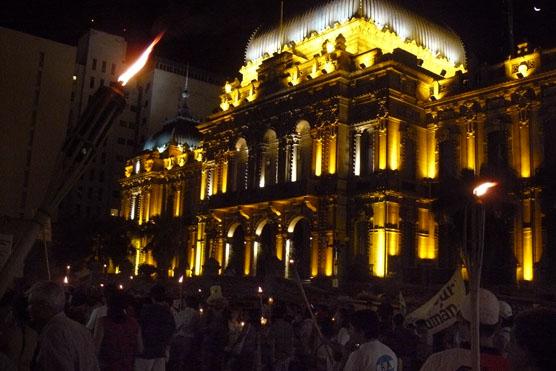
244, 235, 254, 276
324, 230, 334, 276
310, 231, 320, 277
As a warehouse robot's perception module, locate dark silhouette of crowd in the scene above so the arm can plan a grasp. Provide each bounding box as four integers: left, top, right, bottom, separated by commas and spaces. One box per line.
0, 281, 555, 371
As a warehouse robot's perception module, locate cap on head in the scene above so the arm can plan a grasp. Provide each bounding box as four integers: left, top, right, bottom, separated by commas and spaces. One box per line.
460, 288, 500, 325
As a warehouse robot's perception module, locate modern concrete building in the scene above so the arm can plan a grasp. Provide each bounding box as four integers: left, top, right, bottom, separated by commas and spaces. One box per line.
61, 30, 221, 219
0, 27, 76, 219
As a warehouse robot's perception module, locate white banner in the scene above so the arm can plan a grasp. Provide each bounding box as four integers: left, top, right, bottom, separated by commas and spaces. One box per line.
405, 270, 466, 334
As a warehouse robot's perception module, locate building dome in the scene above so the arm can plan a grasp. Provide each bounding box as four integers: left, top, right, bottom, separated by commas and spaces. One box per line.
143, 116, 201, 152
245, 0, 465, 66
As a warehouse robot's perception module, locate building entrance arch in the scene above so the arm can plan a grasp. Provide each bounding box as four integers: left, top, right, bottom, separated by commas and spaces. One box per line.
227, 223, 245, 276
256, 221, 278, 277
288, 216, 312, 279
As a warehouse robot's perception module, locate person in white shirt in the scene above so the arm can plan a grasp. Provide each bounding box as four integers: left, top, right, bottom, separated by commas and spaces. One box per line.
420, 288, 510, 371
343, 310, 397, 371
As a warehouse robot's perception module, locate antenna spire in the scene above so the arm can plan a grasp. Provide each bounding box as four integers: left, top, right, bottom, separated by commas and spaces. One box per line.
279, 1, 284, 52
178, 64, 192, 118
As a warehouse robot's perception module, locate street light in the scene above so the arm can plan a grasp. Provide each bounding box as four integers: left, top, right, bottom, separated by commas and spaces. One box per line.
465, 181, 497, 371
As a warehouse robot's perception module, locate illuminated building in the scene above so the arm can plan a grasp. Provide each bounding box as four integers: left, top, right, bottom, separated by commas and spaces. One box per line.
121, 0, 556, 283
120, 84, 203, 274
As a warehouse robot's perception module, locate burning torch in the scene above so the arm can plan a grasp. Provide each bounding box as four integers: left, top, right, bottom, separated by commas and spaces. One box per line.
0, 34, 164, 297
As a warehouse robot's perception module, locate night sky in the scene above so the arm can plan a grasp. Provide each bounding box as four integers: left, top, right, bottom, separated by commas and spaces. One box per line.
2, 0, 555, 78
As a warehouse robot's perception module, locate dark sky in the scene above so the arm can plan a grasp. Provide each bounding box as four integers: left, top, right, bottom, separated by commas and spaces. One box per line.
2, 0, 555, 78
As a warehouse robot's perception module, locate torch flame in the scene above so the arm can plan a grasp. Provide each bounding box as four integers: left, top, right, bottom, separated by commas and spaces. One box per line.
178, 275, 184, 283
473, 182, 497, 198
63, 276, 68, 284
118, 32, 164, 86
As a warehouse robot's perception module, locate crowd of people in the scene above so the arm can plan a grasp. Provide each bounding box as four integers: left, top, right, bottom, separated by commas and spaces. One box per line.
0, 280, 555, 371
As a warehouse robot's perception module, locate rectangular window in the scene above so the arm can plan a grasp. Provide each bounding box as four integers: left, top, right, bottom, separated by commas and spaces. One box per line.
111, 63, 116, 75
102, 61, 106, 73
100, 79, 105, 87
101, 152, 106, 164
92, 58, 97, 70
117, 137, 125, 145
90, 77, 95, 89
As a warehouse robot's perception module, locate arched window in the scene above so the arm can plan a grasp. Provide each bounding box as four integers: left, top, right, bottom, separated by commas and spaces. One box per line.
231, 138, 248, 191
260, 130, 278, 187
295, 121, 312, 180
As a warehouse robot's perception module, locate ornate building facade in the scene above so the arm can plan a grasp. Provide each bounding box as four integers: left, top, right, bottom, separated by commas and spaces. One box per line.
120, 0, 556, 284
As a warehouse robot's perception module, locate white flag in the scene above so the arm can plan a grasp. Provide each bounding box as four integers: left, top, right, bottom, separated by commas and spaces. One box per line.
405, 270, 466, 334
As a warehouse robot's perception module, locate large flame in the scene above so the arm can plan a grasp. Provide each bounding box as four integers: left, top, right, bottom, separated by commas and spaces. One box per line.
473, 182, 497, 197
118, 32, 164, 86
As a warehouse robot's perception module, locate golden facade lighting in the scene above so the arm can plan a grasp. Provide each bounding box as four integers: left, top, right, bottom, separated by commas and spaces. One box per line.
244, 238, 252, 275
200, 170, 207, 200
354, 131, 362, 176
417, 207, 437, 260
387, 120, 400, 170
314, 138, 323, 176
515, 192, 542, 282
285, 239, 292, 278
325, 231, 334, 276
369, 200, 400, 277
504, 45, 540, 80
310, 233, 319, 277
328, 135, 337, 174
466, 128, 476, 172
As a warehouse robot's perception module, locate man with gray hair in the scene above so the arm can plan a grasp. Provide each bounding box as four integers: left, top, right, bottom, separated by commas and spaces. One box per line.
27, 281, 98, 371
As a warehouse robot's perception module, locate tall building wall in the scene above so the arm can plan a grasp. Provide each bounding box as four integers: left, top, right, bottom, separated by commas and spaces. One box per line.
0, 27, 75, 218
61, 29, 130, 218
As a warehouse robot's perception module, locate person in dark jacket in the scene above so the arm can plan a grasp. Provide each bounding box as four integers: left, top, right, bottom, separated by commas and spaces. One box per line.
135, 284, 176, 371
